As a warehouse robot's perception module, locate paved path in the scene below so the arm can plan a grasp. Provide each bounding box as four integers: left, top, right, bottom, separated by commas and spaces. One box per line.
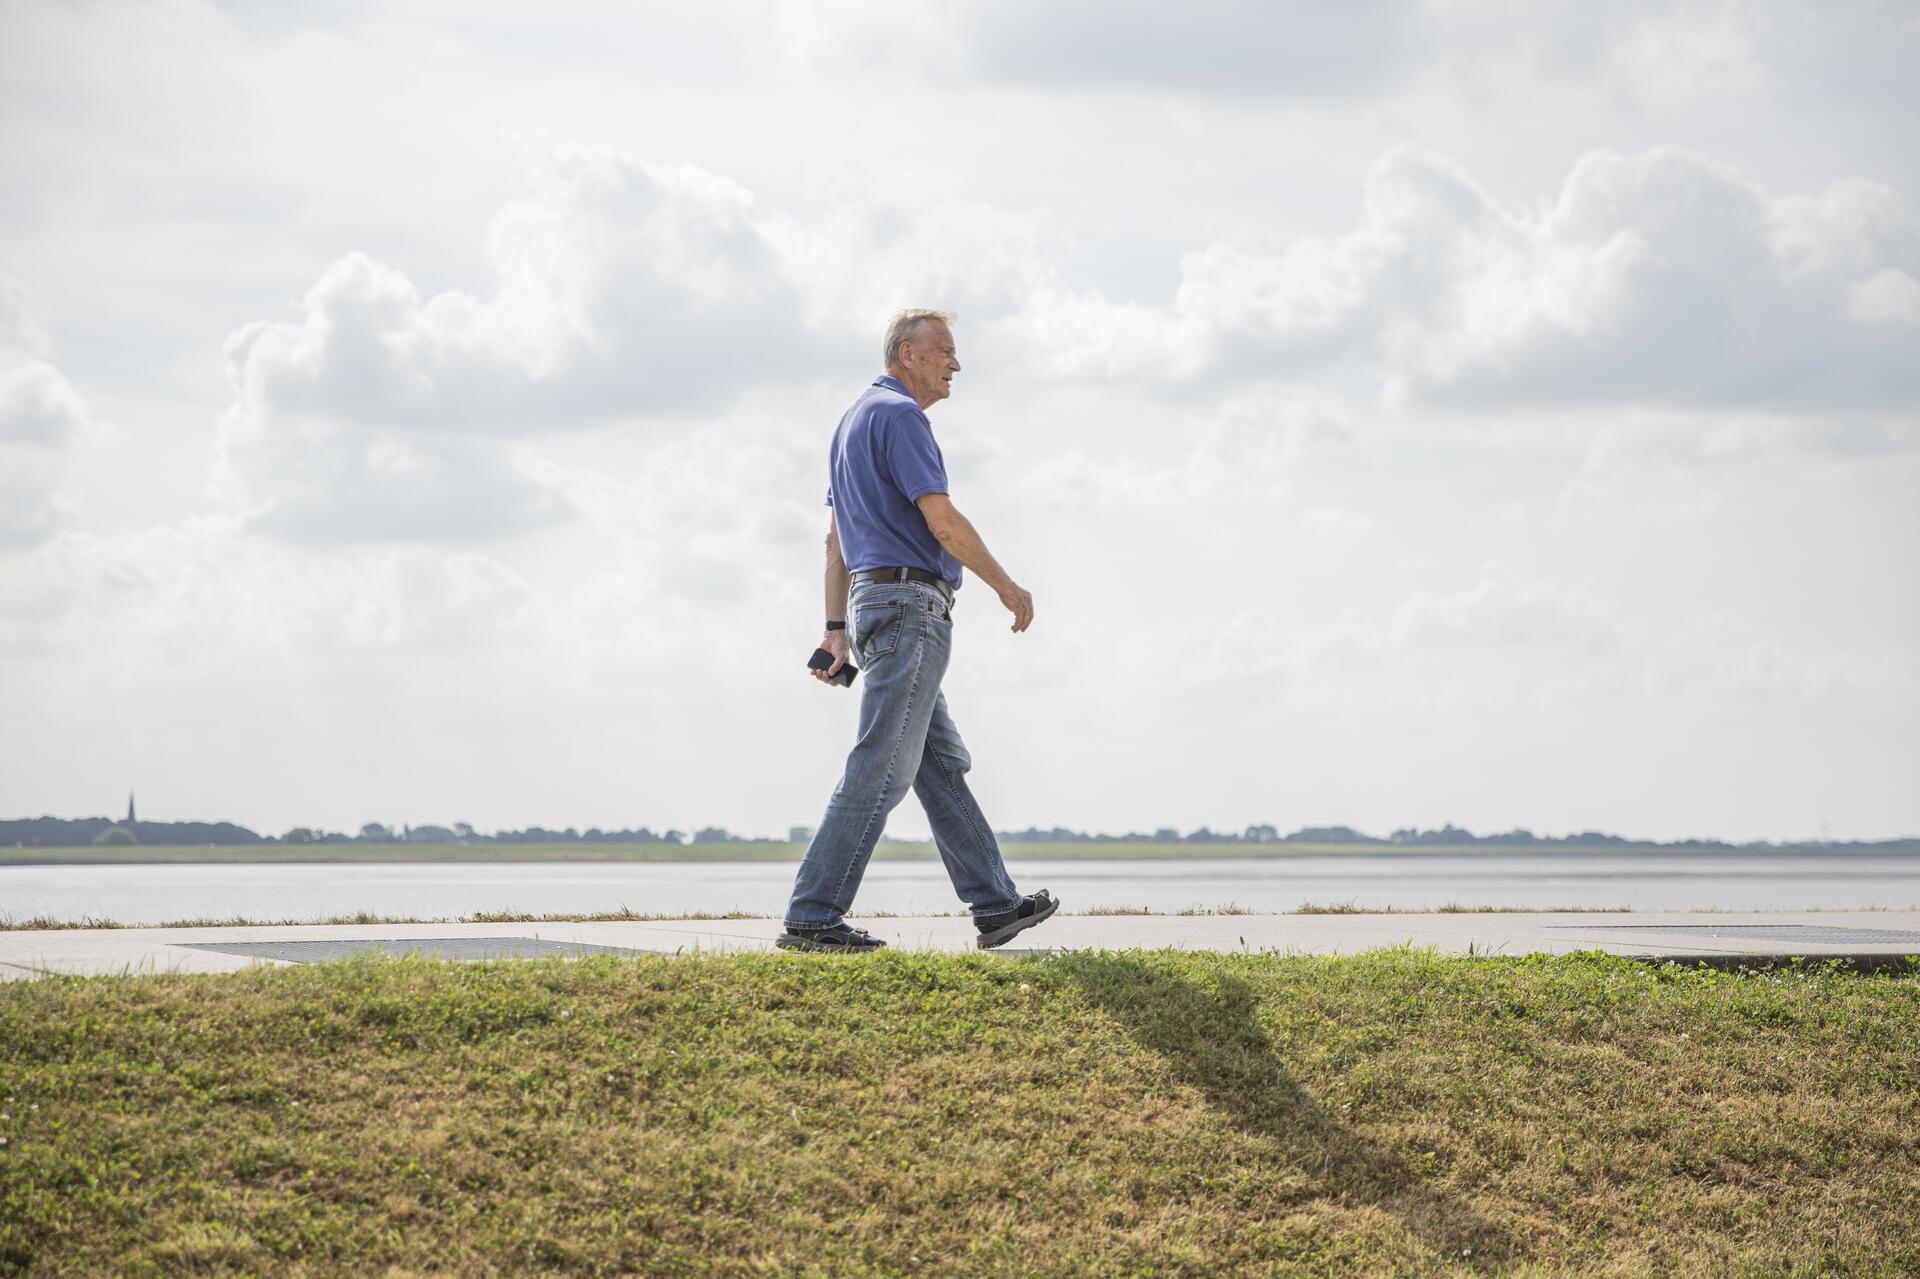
2, 911, 1918, 980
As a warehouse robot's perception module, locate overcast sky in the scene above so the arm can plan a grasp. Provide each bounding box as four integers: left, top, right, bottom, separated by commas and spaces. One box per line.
2, 0, 1916, 842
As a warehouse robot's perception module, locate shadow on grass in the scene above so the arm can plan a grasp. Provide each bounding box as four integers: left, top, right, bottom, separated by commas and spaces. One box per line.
1054, 952, 1511, 1265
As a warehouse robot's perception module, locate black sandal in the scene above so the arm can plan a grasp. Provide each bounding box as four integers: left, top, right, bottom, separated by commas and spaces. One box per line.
776, 922, 888, 952
975, 889, 1059, 949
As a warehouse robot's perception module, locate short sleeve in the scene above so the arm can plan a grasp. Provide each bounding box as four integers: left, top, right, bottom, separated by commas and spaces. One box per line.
824, 486, 834, 508
882, 409, 949, 503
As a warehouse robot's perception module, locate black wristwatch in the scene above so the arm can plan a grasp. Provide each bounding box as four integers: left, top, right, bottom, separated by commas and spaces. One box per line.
825, 620, 846, 631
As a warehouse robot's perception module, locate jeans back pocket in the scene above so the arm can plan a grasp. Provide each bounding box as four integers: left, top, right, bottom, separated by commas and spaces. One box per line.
854, 599, 908, 660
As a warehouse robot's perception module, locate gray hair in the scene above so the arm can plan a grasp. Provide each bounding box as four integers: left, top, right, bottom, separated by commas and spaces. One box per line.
883, 308, 955, 369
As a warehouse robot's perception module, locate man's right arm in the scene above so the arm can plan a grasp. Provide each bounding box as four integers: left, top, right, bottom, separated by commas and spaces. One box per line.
815, 513, 852, 682
914, 493, 1034, 633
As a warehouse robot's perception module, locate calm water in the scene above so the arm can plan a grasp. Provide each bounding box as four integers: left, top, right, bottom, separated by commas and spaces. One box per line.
3, 852, 1917, 925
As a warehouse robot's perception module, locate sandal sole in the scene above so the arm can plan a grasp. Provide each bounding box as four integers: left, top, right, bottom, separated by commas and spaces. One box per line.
775, 935, 886, 953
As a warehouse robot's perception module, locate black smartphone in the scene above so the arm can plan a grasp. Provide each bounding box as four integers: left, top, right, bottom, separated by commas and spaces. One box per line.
807, 647, 858, 686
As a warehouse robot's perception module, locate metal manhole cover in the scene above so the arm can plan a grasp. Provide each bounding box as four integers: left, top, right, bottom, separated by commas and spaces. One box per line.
177, 937, 661, 964
1546, 924, 1920, 946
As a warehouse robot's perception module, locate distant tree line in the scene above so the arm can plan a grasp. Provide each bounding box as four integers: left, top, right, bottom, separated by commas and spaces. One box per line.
0, 817, 790, 848
0, 816, 263, 848
4, 814, 1916, 852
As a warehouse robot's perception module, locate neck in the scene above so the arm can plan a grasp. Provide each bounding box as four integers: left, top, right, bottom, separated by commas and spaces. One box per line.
886, 368, 933, 409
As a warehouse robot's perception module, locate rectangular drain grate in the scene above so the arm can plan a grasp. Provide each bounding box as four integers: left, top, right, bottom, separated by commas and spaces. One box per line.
178, 937, 661, 964
1546, 924, 1920, 946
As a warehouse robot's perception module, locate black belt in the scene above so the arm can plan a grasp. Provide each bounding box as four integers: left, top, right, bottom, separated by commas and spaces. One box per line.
852, 566, 952, 597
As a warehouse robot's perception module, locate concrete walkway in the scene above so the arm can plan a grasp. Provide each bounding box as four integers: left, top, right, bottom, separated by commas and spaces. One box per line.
2, 911, 1918, 980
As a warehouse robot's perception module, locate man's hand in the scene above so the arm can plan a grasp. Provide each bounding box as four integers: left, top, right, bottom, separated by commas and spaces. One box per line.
812, 629, 852, 685
997, 582, 1034, 633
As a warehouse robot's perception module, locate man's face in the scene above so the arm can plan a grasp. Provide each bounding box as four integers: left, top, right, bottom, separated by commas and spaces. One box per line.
900, 321, 960, 408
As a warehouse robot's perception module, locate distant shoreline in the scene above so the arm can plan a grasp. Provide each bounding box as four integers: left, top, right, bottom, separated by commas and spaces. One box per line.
4, 839, 1915, 867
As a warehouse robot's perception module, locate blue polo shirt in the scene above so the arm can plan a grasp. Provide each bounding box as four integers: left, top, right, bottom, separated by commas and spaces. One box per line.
825, 375, 962, 588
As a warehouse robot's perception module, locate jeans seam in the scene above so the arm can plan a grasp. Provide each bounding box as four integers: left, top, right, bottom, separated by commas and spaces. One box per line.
823, 602, 928, 920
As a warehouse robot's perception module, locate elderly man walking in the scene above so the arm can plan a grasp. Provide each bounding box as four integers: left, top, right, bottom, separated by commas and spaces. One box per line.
780, 309, 1058, 952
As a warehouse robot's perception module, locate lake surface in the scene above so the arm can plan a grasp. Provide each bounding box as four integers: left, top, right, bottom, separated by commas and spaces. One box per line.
3, 852, 1917, 925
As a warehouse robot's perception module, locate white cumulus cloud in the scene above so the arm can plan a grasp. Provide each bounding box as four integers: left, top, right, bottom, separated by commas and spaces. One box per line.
0, 278, 92, 549
1390, 563, 1623, 657
215, 138, 833, 543
1017, 145, 1920, 417
213, 136, 1064, 544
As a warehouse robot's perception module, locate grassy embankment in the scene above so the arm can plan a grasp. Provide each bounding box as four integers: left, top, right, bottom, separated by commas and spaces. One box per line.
2, 950, 1917, 1277
0, 840, 1875, 866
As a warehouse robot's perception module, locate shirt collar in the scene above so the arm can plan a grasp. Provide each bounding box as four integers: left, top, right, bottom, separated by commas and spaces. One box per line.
874, 375, 911, 397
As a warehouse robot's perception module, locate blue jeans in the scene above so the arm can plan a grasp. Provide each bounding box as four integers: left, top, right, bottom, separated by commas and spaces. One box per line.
785, 579, 1023, 929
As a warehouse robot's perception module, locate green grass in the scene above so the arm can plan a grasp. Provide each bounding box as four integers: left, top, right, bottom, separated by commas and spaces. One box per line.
0, 840, 1869, 866
3, 952, 1917, 1277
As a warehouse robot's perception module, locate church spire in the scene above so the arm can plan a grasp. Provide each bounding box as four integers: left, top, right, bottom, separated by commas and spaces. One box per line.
127, 790, 136, 825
